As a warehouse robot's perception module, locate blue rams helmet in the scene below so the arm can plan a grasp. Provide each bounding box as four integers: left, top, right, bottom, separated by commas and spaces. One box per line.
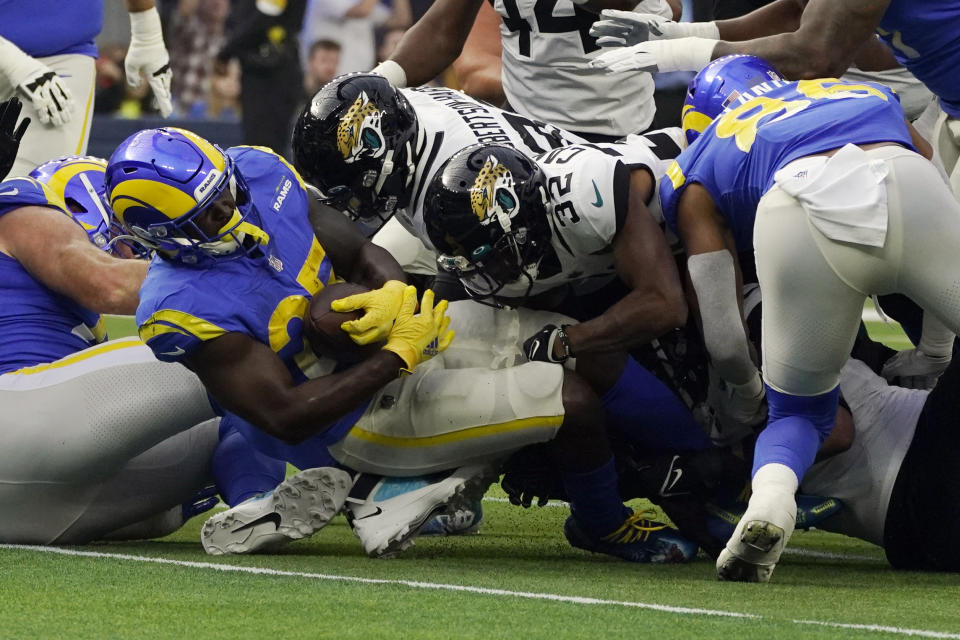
104, 127, 267, 265
681, 55, 784, 146
29, 155, 144, 256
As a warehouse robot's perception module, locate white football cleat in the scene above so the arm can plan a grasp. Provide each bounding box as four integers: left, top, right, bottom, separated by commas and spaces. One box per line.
201, 467, 352, 556
345, 465, 492, 558
716, 490, 796, 583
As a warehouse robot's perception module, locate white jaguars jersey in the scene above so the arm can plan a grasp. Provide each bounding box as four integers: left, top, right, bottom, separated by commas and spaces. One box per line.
492, 0, 672, 136
801, 359, 923, 546
494, 130, 684, 298
396, 86, 587, 245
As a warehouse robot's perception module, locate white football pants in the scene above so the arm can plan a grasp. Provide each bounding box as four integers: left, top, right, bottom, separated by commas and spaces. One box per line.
755, 145, 960, 396
0, 338, 218, 544
329, 302, 572, 475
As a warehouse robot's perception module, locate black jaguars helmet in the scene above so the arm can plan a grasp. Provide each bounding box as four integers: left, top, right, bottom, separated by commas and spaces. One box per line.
424, 144, 551, 301
292, 73, 419, 232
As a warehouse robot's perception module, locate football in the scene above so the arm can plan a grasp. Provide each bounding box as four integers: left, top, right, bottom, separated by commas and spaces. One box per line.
305, 282, 384, 364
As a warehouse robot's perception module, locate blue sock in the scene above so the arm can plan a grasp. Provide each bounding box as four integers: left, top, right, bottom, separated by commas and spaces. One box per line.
602, 357, 713, 451
562, 457, 631, 538
752, 385, 839, 479
213, 419, 286, 506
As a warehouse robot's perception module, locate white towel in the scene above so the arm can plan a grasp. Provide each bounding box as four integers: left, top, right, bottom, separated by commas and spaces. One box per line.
773, 143, 890, 247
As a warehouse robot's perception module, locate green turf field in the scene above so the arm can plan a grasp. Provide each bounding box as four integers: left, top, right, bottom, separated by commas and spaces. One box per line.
2, 313, 957, 639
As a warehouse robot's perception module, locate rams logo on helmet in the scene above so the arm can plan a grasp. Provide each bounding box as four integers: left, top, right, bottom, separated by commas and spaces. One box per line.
470, 155, 519, 227
336, 92, 386, 164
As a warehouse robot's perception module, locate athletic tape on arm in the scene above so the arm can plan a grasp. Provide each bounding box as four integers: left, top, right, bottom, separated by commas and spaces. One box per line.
687, 250, 757, 386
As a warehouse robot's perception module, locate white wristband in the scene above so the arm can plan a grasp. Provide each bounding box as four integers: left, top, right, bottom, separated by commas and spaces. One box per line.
372, 60, 408, 88
732, 373, 764, 400
129, 6, 164, 42
673, 21, 720, 40
919, 311, 955, 358
657, 37, 718, 72
0, 36, 36, 85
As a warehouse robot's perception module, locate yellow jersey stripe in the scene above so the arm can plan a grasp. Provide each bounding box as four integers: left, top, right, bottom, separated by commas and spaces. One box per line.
8, 337, 144, 376
138, 322, 193, 343
347, 415, 564, 448
139, 309, 228, 342
296, 235, 328, 295
666, 161, 686, 190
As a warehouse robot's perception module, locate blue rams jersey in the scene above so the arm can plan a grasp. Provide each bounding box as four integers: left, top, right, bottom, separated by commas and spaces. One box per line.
136, 146, 365, 452
0, 0, 102, 58
660, 78, 916, 252
137, 147, 335, 378
0, 177, 105, 375
877, 0, 960, 117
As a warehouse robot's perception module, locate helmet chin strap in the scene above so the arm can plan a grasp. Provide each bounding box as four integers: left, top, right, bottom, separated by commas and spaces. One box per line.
104, 233, 149, 252
404, 126, 425, 189
199, 207, 246, 256
495, 209, 512, 232
372, 124, 423, 196
374, 149, 395, 194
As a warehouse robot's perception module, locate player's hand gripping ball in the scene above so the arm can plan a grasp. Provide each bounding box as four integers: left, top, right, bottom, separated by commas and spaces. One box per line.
330, 279, 407, 345
306, 282, 385, 363
382, 287, 455, 370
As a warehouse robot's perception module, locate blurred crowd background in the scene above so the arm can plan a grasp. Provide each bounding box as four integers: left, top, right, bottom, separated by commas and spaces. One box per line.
96, 0, 427, 120
91, 0, 711, 158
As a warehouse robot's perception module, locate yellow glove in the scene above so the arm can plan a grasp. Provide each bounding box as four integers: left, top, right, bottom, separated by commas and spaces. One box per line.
331, 279, 407, 345
381, 286, 455, 370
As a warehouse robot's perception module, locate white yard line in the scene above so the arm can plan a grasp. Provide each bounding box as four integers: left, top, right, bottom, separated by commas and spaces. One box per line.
781, 547, 884, 563
2, 543, 956, 638
0, 544, 751, 619
793, 620, 960, 639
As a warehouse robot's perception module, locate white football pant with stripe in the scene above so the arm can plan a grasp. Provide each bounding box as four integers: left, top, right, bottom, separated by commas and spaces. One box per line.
0, 338, 218, 544
0, 53, 96, 178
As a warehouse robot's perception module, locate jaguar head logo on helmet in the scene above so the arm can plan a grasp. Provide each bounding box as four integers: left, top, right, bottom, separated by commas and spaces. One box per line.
470, 155, 520, 230
293, 73, 419, 234
424, 144, 550, 304
336, 91, 388, 164
104, 127, 269, 266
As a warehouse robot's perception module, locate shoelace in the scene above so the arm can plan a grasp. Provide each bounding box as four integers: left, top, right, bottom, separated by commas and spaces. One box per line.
601, 509, 668, 544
